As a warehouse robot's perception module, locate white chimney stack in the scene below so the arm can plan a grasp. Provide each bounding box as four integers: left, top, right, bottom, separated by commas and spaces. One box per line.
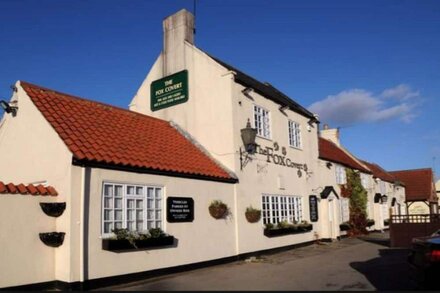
320, 124, 341, 146
163, 9, 195, 75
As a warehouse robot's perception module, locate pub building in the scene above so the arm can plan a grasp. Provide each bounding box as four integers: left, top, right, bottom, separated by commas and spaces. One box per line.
0, 9, 402, 290
317, 125, 406, 234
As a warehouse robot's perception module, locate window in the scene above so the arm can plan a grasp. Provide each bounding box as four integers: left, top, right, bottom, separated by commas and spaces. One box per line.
288, 120, 301, 149
340, 198, 350, 222
335, 164, 346, 184
360, 173, 369, 189
379, 181, 386, 194
262, 195, 303, 225
254, 105, 271, 139
102, 183, 163, 235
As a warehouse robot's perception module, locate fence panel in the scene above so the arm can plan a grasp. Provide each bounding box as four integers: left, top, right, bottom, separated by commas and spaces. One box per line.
390, 214, 440, 248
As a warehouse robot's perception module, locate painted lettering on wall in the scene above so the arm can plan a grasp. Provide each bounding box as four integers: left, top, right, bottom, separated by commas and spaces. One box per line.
256, 145, 308, 171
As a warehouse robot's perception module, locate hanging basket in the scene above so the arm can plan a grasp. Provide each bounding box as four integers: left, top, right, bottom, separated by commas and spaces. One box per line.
245, 210, 261, 223
40, 202, 66, 217
39, 232, 65, 247
209, 201, 228, 219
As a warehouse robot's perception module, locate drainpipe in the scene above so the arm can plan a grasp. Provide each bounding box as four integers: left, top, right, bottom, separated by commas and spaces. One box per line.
79, 166, 86, 283
79, 167, 90, 285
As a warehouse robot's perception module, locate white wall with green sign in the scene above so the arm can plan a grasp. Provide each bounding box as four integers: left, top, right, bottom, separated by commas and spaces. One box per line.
150, 70, 188, 111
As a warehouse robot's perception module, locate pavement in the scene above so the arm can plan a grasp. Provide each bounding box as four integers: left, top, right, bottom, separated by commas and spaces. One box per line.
98, 232, 417, 291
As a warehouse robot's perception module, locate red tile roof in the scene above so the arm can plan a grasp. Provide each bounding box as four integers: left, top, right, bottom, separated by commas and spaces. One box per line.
318, 137, 371, 173
389, 168, 437, 202
20, 81, 236, 183
0, 181, 58, 196
360, 160, 397, 184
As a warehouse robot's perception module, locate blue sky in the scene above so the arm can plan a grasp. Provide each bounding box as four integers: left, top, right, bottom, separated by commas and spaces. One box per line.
0, 0, 439, 177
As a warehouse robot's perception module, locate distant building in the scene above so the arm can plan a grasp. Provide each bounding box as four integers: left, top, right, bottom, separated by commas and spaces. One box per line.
389, 168, 438, 215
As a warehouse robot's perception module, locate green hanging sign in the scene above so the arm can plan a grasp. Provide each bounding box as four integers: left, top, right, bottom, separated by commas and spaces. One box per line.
150, 70, 188, 111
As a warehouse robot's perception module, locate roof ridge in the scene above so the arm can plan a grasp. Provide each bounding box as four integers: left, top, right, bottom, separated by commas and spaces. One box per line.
169, 121, 238, 180
204, 52, 316, 121
389, 167, 433, 173
19, 80, 167, 124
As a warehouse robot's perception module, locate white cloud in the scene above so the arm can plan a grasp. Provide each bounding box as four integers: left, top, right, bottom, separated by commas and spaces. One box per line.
308, 84, 419, 126
380, 84, 419, 101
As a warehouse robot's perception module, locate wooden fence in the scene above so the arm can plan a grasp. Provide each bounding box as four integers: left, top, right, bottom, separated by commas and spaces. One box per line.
390, 214, 440, 248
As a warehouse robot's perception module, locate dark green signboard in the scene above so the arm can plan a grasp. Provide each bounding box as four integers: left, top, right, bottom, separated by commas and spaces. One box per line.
150, 70, 188, 111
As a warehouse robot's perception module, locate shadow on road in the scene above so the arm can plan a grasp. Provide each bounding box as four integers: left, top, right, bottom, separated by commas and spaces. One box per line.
358, 236, 390, 247
350, 248, 417, 290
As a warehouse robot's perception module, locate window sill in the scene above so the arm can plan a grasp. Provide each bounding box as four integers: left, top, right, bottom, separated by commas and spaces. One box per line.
263, 225, 313, 237
102, 236, 176, 252
289, 145, 303, 151
256, 134, 272, 142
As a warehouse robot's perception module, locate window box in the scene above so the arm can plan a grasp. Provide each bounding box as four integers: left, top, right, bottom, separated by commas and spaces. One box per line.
264, 224, 313, 237
339, 222, 351, 231
102, 235, 175, 251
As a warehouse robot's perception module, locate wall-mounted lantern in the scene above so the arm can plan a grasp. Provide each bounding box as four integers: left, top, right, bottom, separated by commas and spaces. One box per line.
0, 100, 18, 116
240, 119, 257, 170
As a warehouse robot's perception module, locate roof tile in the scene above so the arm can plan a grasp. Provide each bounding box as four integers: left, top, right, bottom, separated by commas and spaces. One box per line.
0, 181, 58, 196
21, 81, 235, 182
318, 138, 370, 173
360, 160, 396, 183
389, 169, 437, 202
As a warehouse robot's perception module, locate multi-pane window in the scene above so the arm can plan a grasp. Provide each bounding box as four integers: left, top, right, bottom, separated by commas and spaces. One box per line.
379, 181, 386, 194
360, 173, 369, 189
254, 105, 271, 139
340, 198, 350, 222
335, 164, 346, 184
102, 183, 163, 235
288, 120, 301, 148
262, 195, 303, 225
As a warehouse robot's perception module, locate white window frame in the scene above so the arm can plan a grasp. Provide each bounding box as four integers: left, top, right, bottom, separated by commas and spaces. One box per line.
253, 104, 271, 139
379, 180, 386, 194
340, 198, 350, 223
262, 194, 303, 225
360, 173, 369, 189
335, 164, 346, 184
102, 182, 163, 237
288, 120, 301, 149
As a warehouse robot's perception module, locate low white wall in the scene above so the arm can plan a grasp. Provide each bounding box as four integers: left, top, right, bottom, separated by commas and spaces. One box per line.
85, 168, 237, 281
0, 194, 57, 288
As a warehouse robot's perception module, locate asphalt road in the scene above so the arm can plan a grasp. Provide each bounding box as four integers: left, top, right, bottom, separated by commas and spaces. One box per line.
100, 232, 417, 291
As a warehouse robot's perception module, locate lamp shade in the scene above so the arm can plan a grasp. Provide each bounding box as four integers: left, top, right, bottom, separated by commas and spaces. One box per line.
241, 120, 257, 153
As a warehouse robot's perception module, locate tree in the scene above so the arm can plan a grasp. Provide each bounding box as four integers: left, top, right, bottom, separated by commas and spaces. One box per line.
344, 169, 368, 235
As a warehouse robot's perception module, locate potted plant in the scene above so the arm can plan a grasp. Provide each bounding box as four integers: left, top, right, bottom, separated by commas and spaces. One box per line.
263, 220, 313, 237
339, 222, 351, 231
245, 206, 261, 223
209, 200, 229, 219
298, 220, 313, 232
102, 228, 175, 252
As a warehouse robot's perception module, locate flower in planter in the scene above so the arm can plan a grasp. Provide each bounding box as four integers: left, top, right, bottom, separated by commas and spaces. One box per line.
209, 200, 229, 219
277, 220, 290, 229
245, 206, 261, 223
